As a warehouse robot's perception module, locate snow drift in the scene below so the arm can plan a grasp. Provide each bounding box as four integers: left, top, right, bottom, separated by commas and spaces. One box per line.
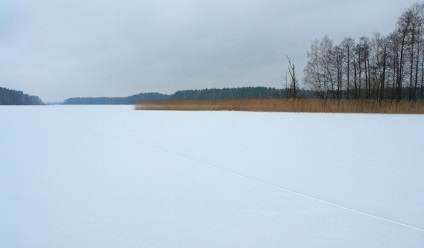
1, 105, 423, 247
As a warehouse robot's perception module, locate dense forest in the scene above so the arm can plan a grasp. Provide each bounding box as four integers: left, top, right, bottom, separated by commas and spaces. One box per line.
63, 92, 170, 104
63, 87, 319, 104
302, 2, 424, 101
171, 87, 285, 100
0, 87, 43, 105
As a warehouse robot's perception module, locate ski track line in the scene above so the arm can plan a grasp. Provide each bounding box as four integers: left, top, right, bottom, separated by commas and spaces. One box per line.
86, 128, 424, 233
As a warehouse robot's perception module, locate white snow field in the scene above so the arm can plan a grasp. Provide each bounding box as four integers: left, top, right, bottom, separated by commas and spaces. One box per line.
1, 105, 423, 247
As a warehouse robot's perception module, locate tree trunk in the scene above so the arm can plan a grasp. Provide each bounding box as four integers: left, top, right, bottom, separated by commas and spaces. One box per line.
347, 47, 350, 99
421, 57, 424, 100
381, 53, 387, 100
414, 44, 420, 101
392, 55, 397, 100
358, 53, 362, 99
354, 59, 358, 99
398, 29, 408, 101
409, 42, 415, 101
364, 55, 369, 99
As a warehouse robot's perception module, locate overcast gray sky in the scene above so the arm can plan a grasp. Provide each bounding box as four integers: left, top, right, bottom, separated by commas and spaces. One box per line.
0, 0, 418, 102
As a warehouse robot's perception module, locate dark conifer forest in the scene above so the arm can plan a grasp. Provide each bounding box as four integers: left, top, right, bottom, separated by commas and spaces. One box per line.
0, 87, 43, 105
63, 92, 170, 104
62, 87, 318, 104
170, 87, 285, 100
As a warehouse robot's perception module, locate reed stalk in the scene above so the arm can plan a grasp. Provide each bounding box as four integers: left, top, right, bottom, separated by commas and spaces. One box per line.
135, 99, 424, 114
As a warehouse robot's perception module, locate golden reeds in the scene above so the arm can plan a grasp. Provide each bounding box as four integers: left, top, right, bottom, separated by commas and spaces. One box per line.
135, 99, 424, 114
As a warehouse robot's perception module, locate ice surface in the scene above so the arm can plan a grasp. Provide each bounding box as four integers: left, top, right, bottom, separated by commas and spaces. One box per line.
1, 105, 423, 247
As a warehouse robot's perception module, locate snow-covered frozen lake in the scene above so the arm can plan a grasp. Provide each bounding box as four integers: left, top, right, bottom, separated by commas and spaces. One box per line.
1, 105, 423, 247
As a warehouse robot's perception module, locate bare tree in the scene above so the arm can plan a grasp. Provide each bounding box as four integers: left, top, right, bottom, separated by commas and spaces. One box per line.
409, 3, 424, 100
341, 37, 355, 99
286, 55, 297, 98
378, 35, 390, 100
421, 45, 424, 100
353, 42, 363, 99
321, 36, 336, 99
387, 32, 401, 99
304, 36, 334, 99
396, 7, 415, 100
304, 39, 327, 99
368, 32, 389, 100
358, 37, 371, 99
302, 3, 424, 102
333, 45, 345, 99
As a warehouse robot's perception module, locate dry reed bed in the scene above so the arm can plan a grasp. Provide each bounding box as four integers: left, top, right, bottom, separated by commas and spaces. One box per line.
136, 99, 424, 114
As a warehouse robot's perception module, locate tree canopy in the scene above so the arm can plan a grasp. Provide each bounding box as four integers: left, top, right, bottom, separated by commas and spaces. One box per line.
303, 2, 424, 101
0, 87, 43, 105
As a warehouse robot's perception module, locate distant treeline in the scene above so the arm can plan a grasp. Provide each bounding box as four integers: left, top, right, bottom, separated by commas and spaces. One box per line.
63, 87, 319, 104
63, 92, 170, 104
0, 87, 43, 105
171, 87, 286, 100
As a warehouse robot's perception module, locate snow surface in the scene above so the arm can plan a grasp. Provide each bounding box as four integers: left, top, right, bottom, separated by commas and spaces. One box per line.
1, 105, 423, 247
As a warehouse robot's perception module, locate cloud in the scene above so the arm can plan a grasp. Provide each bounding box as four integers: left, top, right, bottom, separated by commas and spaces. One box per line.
0, 0, 418, 102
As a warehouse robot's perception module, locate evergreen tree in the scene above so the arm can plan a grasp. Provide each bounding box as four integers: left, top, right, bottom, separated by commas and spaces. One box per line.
0, 87, 43, 105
